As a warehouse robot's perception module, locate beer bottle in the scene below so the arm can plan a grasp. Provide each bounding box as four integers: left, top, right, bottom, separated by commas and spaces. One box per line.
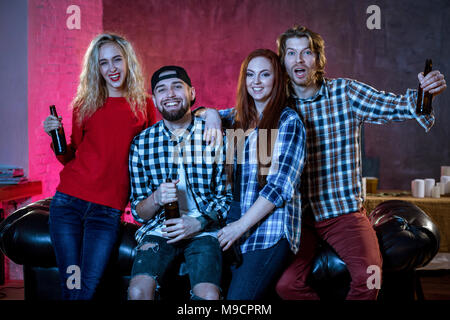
217, 213, 242, 267
49, 105, 67, 155
164, 178, 180, 219
416, 59, 433, 115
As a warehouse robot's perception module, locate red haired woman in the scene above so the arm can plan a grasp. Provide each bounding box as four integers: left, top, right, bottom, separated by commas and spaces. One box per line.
216, 49, 306, 299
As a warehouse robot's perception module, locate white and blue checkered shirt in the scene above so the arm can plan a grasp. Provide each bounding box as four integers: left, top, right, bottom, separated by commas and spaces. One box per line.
293, 78, 435, 222
129, 116, 232, 244
221, 107, 306, 254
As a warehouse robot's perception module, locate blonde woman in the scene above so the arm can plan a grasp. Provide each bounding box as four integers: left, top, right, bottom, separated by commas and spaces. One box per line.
43, 33, 155, 300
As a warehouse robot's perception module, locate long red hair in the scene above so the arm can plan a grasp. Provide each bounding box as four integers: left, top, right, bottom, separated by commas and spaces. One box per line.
229, 49, 288, 187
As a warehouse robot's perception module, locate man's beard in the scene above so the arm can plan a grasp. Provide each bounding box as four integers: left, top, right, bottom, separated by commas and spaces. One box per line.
160, 103, 190, 121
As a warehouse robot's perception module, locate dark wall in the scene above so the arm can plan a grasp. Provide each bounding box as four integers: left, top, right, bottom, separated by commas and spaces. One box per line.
103, 0, 450, 190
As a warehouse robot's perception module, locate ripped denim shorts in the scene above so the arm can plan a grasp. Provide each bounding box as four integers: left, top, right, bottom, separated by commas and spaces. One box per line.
130, 234, 222, 290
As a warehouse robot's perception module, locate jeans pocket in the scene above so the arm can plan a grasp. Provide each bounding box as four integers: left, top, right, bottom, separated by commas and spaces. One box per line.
101, 207, 122, 219
51, 191, 76, 208
90, 206, 122, 229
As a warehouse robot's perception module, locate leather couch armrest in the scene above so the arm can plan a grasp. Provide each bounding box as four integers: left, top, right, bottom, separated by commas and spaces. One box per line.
368, 200, 440, 272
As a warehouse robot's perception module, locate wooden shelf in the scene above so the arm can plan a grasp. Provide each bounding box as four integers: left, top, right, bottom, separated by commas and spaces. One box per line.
0, 181, 42, 202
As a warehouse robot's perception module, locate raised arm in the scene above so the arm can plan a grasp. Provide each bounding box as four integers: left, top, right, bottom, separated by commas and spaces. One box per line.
349, 70, 445, 132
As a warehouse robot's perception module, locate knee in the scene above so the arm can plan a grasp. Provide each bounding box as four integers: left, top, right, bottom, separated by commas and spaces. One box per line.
128, 275, 155, 300
197, 291, 220, 300
128, 285, 149, 300
275, 278, 287, 298
275, 267, 297, 296
275, 275, 294, 299
193, 283, 220, 300
350, 262, 383, 287
276, 269, 317, 300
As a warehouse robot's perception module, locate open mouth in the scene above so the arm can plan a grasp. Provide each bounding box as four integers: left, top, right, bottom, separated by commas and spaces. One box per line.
294, 67, 306, 78
109, 73, 121, 82
163, 99, 181, 108
252, 87, 264, 93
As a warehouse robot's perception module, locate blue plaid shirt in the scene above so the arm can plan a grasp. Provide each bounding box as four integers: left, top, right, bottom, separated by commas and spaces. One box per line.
129, 116, 232, 244
221, 107, 306, 254
293, 78, 435, 221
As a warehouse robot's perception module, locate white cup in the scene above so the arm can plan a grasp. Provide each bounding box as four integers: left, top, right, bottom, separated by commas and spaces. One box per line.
441, 176, 450, 195
424, 178, 435, 197
437, 182, 444, 195
441, 166, 450, 177
432, 185, 441, 198
411, 179, 425, 198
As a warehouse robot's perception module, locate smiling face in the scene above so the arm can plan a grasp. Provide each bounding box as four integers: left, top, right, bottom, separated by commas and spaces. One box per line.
152, 75, 195, 122
246, 56, 275, 111
98, 42, 127, 97
283, 37, 318, 89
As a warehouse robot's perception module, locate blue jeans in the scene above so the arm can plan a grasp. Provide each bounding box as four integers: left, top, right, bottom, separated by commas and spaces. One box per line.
48, 191, 122, 300
225, 201, 292, 300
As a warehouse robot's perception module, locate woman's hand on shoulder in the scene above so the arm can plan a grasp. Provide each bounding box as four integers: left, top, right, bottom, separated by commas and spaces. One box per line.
203, 108, 223, 147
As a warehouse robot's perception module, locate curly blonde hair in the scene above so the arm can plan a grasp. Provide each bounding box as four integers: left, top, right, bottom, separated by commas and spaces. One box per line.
72, 33, 148, 124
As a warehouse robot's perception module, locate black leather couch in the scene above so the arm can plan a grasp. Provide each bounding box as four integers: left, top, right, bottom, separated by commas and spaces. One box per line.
0, 198, 440, 300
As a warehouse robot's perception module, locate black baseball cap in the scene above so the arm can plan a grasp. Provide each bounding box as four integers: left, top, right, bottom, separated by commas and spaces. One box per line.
151, 65, 192, 93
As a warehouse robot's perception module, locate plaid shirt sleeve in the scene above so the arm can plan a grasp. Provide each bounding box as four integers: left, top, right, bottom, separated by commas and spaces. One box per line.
204, 134, 232, 220
128, 134, 151, 224
347, 79, 435, 132
259, 109, 306, 207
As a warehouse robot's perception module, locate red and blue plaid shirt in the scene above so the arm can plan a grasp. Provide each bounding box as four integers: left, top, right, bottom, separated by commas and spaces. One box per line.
294, 78, 434, 221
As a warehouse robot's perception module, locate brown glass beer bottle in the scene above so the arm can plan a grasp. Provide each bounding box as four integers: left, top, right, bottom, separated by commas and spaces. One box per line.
164, 178, 180, 219
416, 59, 433, 115
49, 105, 67, 155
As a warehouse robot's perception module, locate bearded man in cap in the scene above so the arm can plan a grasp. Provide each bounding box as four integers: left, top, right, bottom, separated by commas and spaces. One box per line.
127, 66, 231, 300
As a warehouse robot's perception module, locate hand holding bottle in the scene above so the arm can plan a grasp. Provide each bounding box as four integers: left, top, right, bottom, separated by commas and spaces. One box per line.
163, 215, 201, 243
43, 115, 62, 136
153, 179, 180, 207
44, 105, 67, 155
417, 69, 446, 97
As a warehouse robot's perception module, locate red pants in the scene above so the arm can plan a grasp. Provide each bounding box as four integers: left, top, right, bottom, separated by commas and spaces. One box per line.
276, 210, 383, 300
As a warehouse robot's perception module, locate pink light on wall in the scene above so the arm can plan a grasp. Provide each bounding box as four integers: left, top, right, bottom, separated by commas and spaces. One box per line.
28, 0, 103, 201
